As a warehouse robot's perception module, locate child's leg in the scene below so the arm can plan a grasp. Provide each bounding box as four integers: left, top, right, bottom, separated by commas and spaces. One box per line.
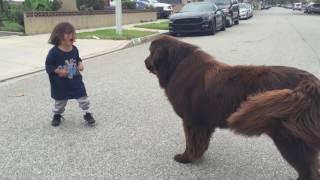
77, 96, 95, 124
51, 100, 68, 126
53, 100, 68, 115
77, 96, 90, 114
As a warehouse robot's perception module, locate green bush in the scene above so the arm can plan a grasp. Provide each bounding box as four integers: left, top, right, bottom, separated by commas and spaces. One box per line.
2, 0, 62, 28
24, 0, 50, 11
24, 0, 61, 11
122, 0, 136, 9
7, 4, 24, 26
77, 0, 105, 10
0, 20, 24, 32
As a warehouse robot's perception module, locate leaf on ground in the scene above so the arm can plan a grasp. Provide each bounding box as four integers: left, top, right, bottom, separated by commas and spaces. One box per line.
8, 93, 25, 97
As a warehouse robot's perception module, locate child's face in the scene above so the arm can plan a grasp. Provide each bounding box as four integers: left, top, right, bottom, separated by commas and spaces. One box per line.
61, 32, 75, 47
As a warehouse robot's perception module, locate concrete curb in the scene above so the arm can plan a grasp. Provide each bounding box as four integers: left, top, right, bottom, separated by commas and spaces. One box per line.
0, 32, 168, 83
0, 31, 24, 36
124, 32, 168, 49
82, 31, 169, 61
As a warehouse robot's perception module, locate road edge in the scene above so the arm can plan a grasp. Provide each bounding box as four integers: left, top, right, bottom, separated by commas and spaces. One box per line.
0, 32, 168, 83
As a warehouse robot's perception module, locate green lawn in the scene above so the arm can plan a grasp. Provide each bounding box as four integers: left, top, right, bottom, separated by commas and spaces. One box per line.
0, 20, 24, 32
134, 21, 169, 30
77, 29, 156, 40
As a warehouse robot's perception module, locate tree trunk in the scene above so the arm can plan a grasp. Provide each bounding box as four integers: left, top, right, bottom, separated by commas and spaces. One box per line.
106, 0, 110, 7
0, 0, 4, 11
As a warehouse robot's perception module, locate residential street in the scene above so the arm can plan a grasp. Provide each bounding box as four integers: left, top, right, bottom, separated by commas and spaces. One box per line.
1, 7, 320, 180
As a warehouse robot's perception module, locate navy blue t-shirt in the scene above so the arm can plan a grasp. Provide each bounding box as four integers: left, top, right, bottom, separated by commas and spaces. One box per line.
45, 46, 87, 100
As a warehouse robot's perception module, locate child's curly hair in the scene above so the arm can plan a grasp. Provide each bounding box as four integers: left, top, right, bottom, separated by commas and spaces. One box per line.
49, 22, 76, 46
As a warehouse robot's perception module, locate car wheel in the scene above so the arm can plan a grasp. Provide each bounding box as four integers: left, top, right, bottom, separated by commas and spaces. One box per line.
209, 19, 216, 35
170, 32, 177, 36
234, 15, 240, 25
221, 17, 226, 31
226, 17, 233, 27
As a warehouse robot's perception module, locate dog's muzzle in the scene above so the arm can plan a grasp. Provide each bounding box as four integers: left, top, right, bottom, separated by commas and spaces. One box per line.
145, 59, 155, 73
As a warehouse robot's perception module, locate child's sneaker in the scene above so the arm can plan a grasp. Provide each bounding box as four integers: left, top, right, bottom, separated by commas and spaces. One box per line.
51, 114, 62, 126
84, 113, 95, 125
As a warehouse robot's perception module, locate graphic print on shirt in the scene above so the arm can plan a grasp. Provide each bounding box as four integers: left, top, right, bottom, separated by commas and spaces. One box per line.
58, 58, 79, 79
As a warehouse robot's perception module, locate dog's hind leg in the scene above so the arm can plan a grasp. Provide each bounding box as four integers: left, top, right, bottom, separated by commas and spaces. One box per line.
174, 122, 213, 163
271, 130, 320, 180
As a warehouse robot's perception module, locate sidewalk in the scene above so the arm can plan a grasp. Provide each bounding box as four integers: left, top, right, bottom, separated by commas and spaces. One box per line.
0, 20, 167, 82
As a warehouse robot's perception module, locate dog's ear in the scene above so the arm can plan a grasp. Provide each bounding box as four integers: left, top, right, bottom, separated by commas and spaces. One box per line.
151, 36, 198, 87
152, 45, 169, 71
151, 45, 170, 87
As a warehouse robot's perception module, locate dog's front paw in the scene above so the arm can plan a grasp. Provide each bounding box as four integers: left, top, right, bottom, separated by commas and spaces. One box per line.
174, 154, 192, 164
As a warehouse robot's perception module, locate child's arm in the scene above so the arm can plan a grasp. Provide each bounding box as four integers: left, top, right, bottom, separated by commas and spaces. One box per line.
46, 50, 68, 77
78, 62, 84, 71
45, 51, 57, 74
74, 46, 84, 71
54, 67, 69, 77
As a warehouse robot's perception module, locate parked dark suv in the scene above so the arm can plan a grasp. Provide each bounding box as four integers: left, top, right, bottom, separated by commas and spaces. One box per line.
304, 3, 320, 14
205, 0, 239, 27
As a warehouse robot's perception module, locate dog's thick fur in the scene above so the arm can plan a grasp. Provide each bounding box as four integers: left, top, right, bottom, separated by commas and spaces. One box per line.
145, 35, 320, 180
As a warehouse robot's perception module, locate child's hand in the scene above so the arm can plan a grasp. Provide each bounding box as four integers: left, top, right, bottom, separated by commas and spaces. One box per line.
78, 63, 84, 71
55, 68, 68, 77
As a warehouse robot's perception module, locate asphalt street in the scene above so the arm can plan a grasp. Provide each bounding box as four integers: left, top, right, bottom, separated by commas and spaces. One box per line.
1, 7, 320, 180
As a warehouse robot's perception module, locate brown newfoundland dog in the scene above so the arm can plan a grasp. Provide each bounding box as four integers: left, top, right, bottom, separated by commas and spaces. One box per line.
145, 35, 320, 180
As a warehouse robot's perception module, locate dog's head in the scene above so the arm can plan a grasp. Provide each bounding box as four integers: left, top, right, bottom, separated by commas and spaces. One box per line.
145, 35, 198, 87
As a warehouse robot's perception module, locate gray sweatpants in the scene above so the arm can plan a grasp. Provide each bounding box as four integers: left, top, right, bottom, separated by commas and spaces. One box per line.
53, 96, 90, 115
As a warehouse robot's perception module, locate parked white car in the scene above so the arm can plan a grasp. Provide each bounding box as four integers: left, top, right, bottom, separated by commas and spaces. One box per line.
239, 3, 251, 19
137, 0, 173, 18
247, 3, 253, 17
293, 2, 302, 10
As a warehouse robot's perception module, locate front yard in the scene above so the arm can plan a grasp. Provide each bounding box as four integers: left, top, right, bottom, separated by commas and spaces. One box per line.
0, 20, 24, 32
134, 21, 169, 30
77, 29, 156, 40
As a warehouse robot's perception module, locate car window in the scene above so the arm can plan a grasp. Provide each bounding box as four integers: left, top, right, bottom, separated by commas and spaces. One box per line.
313, 4, 320, 7
211, 0, 231, 6
181, 3, 215, 12
239, 3, 247, 8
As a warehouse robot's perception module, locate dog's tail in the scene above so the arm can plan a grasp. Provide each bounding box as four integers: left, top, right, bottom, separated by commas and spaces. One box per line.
227, 79, 320, 148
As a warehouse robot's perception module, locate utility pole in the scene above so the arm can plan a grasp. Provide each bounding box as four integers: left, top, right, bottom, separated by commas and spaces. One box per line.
115, 0, 123, 36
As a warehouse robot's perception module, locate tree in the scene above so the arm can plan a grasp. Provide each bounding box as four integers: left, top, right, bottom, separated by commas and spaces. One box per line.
0, 0, 9, 12
0, 0, 4, 11
0, 16, 3, 27
51, 0, 62, 11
